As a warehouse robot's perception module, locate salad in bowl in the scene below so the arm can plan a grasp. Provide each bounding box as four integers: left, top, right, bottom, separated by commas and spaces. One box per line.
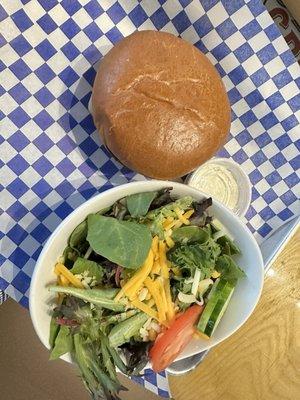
29, 181, 263, 400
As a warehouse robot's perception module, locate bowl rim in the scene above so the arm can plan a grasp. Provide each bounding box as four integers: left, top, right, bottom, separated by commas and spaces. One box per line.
29, 180, 264, 363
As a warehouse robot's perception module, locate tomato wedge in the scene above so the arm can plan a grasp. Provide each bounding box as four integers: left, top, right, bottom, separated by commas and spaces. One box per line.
149, 304, 204, 372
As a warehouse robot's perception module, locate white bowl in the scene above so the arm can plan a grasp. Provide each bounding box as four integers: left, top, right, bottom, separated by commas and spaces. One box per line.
186, 157, 252, 217
29, 180, 264, 364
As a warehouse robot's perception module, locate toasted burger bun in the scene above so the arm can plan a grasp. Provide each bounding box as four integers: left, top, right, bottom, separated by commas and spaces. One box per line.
91, 30, 230, 179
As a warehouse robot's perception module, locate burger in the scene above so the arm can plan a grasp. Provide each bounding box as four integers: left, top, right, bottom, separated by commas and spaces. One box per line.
91, 30, 230, 179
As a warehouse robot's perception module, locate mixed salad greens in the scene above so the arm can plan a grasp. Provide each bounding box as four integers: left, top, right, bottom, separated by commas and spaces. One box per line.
49, 188, 245, 399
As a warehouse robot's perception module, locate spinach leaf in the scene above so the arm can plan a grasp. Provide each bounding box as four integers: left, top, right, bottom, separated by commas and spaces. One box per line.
126, 191, 157, 218
49, 316, 60, 349
70, 257, 103, 283
68, 208, 111, 254
172, 226, 209, 244
50, 325, 73, 360
87, 214, 152, 269
215, 254, 245, 285
63, 246, 78, 268
217, 235, 240, 256
69, 220, 88, 249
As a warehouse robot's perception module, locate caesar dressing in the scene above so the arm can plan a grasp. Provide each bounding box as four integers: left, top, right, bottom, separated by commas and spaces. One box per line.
188, 163, 239, 211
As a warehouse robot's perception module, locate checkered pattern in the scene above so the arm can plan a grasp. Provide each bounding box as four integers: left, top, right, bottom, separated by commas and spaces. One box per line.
0, 0, 300, 397
132, 369, 170, 398
0, 290, 8, 305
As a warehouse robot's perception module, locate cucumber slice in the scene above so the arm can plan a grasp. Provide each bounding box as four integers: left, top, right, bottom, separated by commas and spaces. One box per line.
204, 285, 234, 336
206, 278, 226, 300
198, 279, 227, 332
198, 280, 234, 336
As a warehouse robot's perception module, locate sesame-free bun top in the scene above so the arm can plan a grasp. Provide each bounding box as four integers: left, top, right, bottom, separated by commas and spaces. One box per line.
91, 30, 231, 179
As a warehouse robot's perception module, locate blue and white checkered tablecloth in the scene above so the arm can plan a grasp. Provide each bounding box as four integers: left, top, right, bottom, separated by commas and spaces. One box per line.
0, 0, 299, 397
0, 289, 8, 305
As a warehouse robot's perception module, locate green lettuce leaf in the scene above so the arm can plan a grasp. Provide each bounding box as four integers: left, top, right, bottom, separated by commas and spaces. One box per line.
215, 254, 245, 285
217, 235, 241, 256
49, 316, 60, 349
70, 257, 103, 283
69, 220, 88, 250
172, 226, 209, 244
168, 239, 221, 279
50, 325, 73, 360
126, 191, 157, 218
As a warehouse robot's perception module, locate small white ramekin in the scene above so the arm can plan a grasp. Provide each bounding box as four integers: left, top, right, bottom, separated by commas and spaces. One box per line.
186, 157, 251, 217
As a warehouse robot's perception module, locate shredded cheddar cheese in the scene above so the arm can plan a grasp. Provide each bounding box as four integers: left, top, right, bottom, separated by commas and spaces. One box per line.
159, 241, 169, 279
171, 266, 181, 277
131, 298, 158, 320
163, 220, 176, 231
114, 210, 198, 327
144, 277, 166, 323
157, 277, 168, 319
151, 235, 159, 256
183, 209, 194, 220
173, 220, 183, 229
55, 263, 84, 289
145, 291, 151, 300
211, 270, 221, 279
163, 208, 194, 232
152, 259, 161, 275
115, 248, 154, 301
163, 216, 174, 229
165, 234, 175, 249
175, 207, 190, 225
146, 298, 155, 308
59, 275, 69, 287
56, 276, 65, 304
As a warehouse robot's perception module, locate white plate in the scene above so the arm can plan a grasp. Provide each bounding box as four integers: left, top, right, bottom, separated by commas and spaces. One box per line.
29, 180, 264, 364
